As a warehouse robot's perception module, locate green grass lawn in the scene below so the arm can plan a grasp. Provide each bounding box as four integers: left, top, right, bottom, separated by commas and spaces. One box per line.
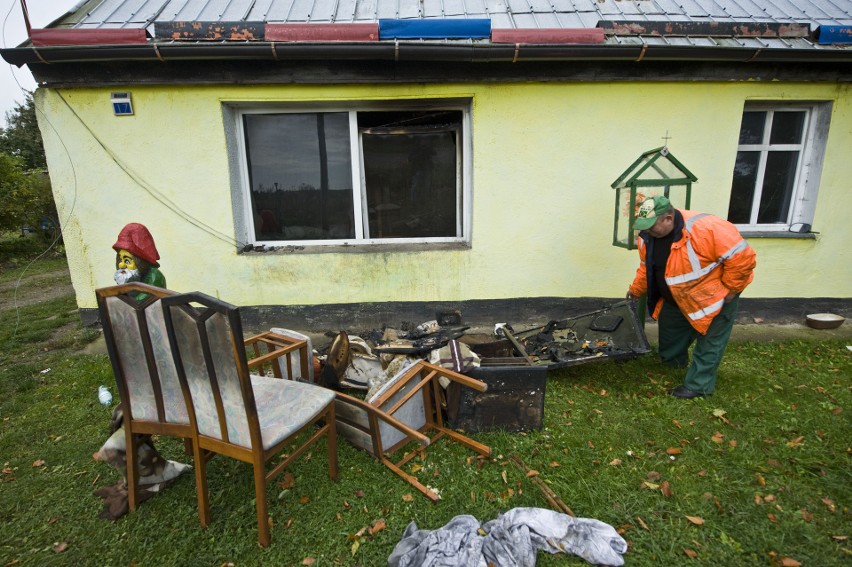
1, 255, 849, 566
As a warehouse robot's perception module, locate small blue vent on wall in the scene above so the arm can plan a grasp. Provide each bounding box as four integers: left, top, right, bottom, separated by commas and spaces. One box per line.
111, 92, 133, 116
379, 19, 491, 40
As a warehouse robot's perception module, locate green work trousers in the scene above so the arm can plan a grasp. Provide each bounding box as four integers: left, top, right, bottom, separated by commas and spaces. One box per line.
657, 295, 740, 395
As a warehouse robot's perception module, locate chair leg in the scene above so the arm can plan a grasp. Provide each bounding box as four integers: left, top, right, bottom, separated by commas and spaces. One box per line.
254, 462, 271, 547
326, 405, 339, 481
125, 428, 138, 512
193, 442, 211, 528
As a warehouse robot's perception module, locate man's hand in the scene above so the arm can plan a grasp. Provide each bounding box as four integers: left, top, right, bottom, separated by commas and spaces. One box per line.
626, 291, 637, 301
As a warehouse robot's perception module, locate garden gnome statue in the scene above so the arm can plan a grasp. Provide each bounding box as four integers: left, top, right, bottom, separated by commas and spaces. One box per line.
113, 223, 166, 298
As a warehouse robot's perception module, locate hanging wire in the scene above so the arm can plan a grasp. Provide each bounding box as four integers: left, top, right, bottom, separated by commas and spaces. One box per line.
54, 91, 245, 249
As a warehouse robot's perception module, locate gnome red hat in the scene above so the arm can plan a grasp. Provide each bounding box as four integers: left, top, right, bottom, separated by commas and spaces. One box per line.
113, 223, 160, 267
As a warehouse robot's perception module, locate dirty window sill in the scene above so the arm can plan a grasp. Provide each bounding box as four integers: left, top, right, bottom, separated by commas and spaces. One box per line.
240, 242, 472, 255
740, 231, 816, 240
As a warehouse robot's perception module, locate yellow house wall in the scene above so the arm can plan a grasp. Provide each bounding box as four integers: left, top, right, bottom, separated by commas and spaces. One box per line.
35, 81, 852, 310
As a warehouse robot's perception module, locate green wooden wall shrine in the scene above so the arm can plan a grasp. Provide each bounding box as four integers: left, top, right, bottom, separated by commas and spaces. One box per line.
611, 146, 697, 250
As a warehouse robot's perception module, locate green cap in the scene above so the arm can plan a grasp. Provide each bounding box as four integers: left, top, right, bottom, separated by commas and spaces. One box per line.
633, 195, 671, 230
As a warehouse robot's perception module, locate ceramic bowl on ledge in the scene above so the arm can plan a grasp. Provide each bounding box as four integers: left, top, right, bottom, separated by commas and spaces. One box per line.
805, 313, 845, 330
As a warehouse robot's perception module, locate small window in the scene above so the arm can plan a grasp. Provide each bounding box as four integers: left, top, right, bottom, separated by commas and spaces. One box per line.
234, 102, 470, 247
727, 102, 831, 232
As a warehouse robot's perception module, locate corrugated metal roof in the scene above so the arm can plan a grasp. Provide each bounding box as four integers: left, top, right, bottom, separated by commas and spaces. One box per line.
54, 0, 852, 30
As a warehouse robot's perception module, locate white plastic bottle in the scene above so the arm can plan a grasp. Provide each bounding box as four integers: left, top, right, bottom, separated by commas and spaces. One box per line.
97, 385, 112, 406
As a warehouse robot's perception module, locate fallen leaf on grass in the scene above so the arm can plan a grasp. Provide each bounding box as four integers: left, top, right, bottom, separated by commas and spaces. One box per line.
369, 518, 387, 535
402, 494, 414, 502
710, 432, 724, 444
299, 496, 310, 505
526, 469, 540, 477
779, 558, 801, 567
548, 461, 560, 468
821, 498, 836, 512
786, 436, 805, 448
647, 471, 661, 481
278, 472, 295, 489
32, 460, 46, 468
756, 473, 766, 486
52, 542, 68, 553
755, 494, 764, 505
683, 548, 698, 558
301, 558, 316, 566
729, 440, 738, 448
661, 480, 672, 497
501, 470, 508, 484
712, 408, 735, 428
666, 447, 682, 455
832, 535, 848, 541
672, 419, 682, 429
409, 464, 423, 474
768, 513, 779, 523
636, 516, 649, 531
608, 459, 622, 466
685, 516, 705, 526
642, 481, 659, 490
800, 509, 813, 522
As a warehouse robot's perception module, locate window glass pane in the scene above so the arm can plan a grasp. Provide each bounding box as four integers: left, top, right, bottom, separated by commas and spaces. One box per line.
727, 151, 760, 223
757, 151, 798, 223
769, 111, 805, 144
738, 111, 766, 144
362, 131, 458, 238
244, 113, 353, 241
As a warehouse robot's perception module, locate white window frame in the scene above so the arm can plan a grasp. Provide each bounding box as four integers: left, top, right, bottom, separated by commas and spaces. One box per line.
231, 100, 473, 248
730, 101, 831, 233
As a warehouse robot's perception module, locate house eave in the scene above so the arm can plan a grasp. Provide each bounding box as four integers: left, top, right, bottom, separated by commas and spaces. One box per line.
3, 41, 852, 69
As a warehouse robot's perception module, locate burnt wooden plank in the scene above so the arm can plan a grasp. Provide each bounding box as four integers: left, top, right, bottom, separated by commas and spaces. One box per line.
598, 20, 812, 38
155, 21, 266, 40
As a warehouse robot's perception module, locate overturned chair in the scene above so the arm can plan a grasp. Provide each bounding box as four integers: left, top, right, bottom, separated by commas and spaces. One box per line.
334, 360, 492, 502
97, 283, 338, 547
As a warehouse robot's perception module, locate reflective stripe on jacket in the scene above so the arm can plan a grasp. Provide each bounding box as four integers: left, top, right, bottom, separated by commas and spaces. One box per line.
628, 210, 757, 335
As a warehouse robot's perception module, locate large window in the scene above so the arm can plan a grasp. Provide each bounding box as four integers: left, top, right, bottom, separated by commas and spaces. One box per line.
727, 102, 831, 232
234, 102, 470, 247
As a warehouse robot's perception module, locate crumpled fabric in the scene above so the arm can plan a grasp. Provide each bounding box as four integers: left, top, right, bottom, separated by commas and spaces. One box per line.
388, 507, 627, 567
92, 404, 191, 520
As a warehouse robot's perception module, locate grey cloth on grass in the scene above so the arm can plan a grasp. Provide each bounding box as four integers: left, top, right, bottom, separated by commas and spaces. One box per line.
388, 507, 627, 567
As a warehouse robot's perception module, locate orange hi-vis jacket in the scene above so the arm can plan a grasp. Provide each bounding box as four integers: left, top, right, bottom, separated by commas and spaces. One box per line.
629, 209, 757, 335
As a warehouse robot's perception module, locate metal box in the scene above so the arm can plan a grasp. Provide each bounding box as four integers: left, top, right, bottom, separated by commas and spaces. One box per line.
446, 342, 547, 433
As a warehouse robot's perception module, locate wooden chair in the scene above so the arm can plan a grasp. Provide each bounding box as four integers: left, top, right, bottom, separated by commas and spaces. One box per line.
160, 291, 338, 547
335, 360, 491, 502
96, 282, 192, 513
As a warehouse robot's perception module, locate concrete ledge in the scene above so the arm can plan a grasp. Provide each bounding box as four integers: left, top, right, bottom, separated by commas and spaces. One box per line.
79, 296, 852, 333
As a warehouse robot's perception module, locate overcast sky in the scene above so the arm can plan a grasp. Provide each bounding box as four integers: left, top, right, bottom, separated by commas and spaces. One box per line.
1, 0, 80, 126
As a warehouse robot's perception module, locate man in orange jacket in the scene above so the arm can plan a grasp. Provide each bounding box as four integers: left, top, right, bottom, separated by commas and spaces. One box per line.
627, 195, 756, 398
